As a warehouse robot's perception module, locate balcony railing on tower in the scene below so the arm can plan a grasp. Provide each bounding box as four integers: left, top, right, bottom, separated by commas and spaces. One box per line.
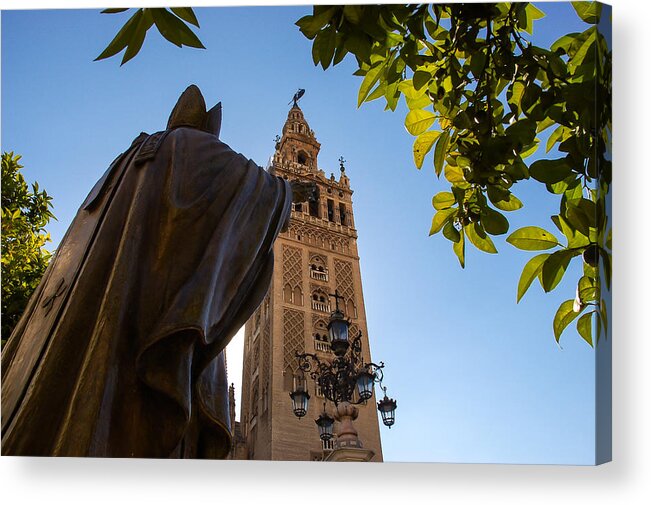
311, 300, 330, 312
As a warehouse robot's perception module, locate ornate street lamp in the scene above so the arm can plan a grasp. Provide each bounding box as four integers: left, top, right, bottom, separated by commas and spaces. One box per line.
289, 290, 397, 447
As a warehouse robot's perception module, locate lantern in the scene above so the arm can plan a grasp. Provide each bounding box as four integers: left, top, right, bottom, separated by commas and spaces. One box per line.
315, 411, 335, 441
377, 393, 397, 428
290, 387, 310, 418
328, 309, 350, 356
355, 370, 375, 401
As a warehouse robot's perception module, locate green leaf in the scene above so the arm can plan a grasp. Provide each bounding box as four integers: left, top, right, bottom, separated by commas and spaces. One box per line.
413, 131, 441, 169
413, 70, 431, 91
481, 207, 509, 236
521, 83, 542, 113
357, 62, 385, 106
468, 51, 486, 78
95, 9, 143, 61
365, 81, 386, 102
429, 208, 457, 235
553, 299, 581, 342
541, 249, 576, 292
444, 164, 465, 185
452, 227, 465, 268
385, 81, 401, 112
505, 118, 537, 146
600, 298, 609, 340
406, 92, 433, 110
602, 250, 611, 291
520, 141, 539, 159
529, 158, 573, 184
442, 221, 461, 243
564, 182, 583, 201
170, 7, 200, 27
121, 10, 154, 65
578, 275, 598, 302
517, 253, 550, 302
507, 226, 560, 251
405, 109, 436, 136
101, 8, 130, 14
565, 199, 594, 238
432, 191, 455, 210
344, 31, 372, 64
465, 223, 497, 254
433, 130, 450, 177
150, 8, 204, 49
321, 27, 337, 69
487, 188, 524, 212
295, 8, 336, 39
576, 311, 594, 346
552, 214, 590, 248
343, 5, 363, 24
569, 27, 596, 69
552, 33, 580, 54
398, 79, 424, 99
524, 4, 546, 33
508, 81, 526, 114
571, 1, 603, 24
333, 38, 348, 66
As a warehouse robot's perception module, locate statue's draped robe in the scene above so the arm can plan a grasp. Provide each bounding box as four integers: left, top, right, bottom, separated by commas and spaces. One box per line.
1, 126, 292, 457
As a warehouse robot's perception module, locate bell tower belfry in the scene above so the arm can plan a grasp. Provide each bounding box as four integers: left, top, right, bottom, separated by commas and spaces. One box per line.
235, 101, 383, 461
274, 105, 321, 173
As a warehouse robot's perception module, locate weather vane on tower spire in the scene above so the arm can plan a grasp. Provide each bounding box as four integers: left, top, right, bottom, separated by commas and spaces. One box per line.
289, 88, 305, 107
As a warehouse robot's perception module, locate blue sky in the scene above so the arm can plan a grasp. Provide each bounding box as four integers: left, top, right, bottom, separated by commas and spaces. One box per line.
1, 3, 605, 464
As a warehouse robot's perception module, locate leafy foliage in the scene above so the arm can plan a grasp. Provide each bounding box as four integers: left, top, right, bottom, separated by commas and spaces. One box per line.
296, 2, 611, 346
1, 153, 55, 344
96, 8, 203, 65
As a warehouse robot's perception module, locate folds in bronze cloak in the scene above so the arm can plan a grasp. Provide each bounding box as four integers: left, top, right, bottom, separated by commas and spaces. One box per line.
1, 86, 292, 458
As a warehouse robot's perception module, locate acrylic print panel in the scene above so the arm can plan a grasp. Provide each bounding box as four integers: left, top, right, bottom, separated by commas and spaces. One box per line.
0, 2, 611, 464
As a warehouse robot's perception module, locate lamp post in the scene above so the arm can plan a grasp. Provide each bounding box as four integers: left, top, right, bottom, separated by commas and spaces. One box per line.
289, 290, 397, 454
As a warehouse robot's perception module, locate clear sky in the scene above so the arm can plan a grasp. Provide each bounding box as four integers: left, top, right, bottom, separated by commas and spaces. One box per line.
1, 2, 606, 464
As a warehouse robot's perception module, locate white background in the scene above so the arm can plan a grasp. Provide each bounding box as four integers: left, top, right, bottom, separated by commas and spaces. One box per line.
1, 0, 649, 503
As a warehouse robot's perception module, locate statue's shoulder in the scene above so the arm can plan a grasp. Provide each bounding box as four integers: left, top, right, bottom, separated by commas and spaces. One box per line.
134, 130, 172, 166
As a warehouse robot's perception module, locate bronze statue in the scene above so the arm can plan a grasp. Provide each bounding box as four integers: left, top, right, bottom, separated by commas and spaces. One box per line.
1, 85, 313, 458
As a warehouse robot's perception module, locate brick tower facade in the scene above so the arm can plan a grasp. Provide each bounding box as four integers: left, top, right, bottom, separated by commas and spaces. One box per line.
233, 103, 383, 461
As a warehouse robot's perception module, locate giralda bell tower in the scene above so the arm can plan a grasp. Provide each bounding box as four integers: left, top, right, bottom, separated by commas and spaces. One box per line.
234, 100, 383, 461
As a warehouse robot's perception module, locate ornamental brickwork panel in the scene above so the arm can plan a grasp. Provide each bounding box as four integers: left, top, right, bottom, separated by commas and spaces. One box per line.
262, 317, 271, 382
282, 245, 303, 289
334, 258, 355, 309
283, 308, 305, 371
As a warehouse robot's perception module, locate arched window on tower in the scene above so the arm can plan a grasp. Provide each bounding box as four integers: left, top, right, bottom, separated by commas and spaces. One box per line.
327, 199, 335, 222
293, 286, 303, 306
283, 284, 293, 303
313, 332, 331, 353
283, 367, 294, 391
339, 203, 347, 226
309, 256, 328, 282
284, 284, 303, 306
346, 299, 357, 319
311, 290, 330, 313
309, 195, 319, 218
